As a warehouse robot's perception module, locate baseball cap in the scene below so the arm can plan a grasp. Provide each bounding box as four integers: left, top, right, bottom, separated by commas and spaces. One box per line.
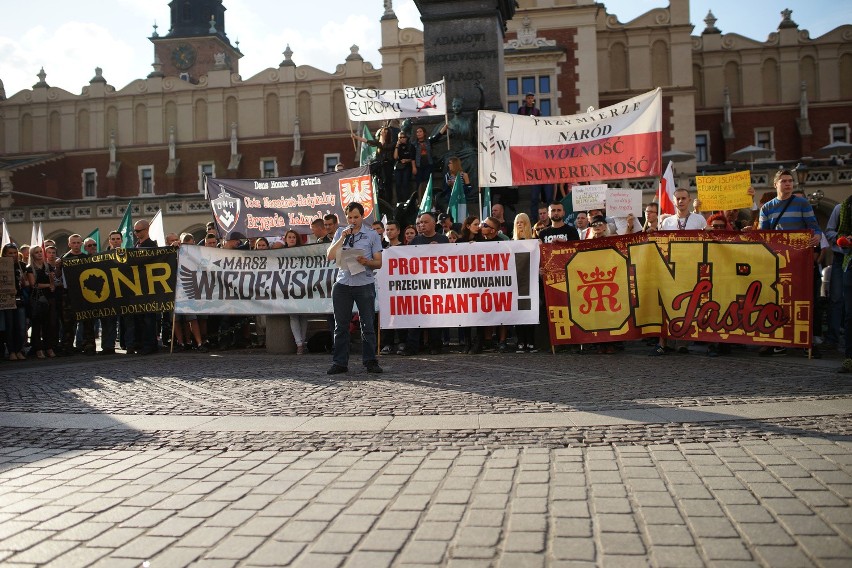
226, 231, 246, 241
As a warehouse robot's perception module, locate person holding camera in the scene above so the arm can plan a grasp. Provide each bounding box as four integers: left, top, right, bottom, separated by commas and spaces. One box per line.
393, 131, 416, 203
518, 92, 541, 117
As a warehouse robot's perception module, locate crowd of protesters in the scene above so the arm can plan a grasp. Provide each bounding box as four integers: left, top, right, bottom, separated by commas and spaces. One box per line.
1, 167, 849, 375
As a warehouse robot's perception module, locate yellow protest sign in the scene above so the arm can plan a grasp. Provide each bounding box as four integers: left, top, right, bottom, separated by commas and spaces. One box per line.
696, 170, 753, 211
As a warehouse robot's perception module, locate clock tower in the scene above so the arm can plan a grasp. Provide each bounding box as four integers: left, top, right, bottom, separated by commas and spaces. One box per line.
150, 0, 242, 82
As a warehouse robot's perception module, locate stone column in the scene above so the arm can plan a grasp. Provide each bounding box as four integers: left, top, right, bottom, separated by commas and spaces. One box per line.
265, 316, 296, 354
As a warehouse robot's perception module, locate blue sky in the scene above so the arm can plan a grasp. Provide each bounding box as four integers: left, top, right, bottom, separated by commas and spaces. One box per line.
1, 0, 849, 97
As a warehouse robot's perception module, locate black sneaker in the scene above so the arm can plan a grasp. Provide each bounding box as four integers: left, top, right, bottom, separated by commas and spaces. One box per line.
759, 347, 787, 357
365, 361, 383, 374
196, 343, 209, 353
327, 364, 348, 375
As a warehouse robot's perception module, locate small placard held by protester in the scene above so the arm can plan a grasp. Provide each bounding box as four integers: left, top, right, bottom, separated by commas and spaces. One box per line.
696, 170, 752, 211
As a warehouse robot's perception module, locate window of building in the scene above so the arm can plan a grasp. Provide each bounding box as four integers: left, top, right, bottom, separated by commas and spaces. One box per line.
198, 162, 215, 193
830, 124, 850, 143
139, 166, 154, 195
260, 158, 277, 178
325, 154, 341, 172
507, 74, 554, 116
755, 128, 774, 154
695, 132, 710, 164
82, 169, 97, 199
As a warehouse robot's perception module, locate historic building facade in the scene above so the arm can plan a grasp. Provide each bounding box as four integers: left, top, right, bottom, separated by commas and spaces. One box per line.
0, 0, 849, 247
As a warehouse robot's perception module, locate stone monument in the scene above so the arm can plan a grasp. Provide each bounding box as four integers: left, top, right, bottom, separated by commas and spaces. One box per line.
413, 0, 515, 112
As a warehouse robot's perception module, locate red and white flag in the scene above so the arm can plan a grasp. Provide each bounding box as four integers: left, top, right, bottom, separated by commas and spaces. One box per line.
477, 88, 662, 186
657, 160, 676, 216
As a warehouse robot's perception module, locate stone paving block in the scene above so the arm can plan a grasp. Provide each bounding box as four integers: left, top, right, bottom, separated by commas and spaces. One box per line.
233, 516, 289, 537
434, 490, 471, 505
594, 513, 638, 533
310, 531, 362, 554
646, 524, 694, 546
400, 481, 440, 495
599, 554, 652, 568
778, 514, 836, 535
389, 495, 431, 512
42, 546, 111, 568
376, 511, 422, 531
274, 520, 328, 542
112, 535, 175, 558
292, 552, 345, 568
508, 513, 547, 532
343, 550, 396, 567
424, 504, 466, 522
328, 514, 377, 534
551, 500, 590, 518
205, 535, 265, 559
725, 504, 775, 523
651, 546, 705, 568
414, 522, 458, 541
700, 537, 754, 560
451, 546, 495, 559
797, 535, 852, 559
679, 499, 725, 517
754, 545, 815, 568
734, 521, 795, 546
177, 500, 229, 518
86, 527, 144, 549
713, 489, 759, 505
346, 499, 390, 516
469, 493, 508, 509
463, 510, 504, 528
119, 508, 174, 528
593, 497, 632, 514
203, 507, 255, 528
497, 552, 545, 567
552, 518, 592, 537
146, 515, 204, 537
443, 478, 477, 491
398, 540, 447, 564
244, 540, 305, 566
294, 503, 345, 522
761, 497, 815, 516
511, 497, 547, 514
688, 516, 741, 538
598, 532, 646, 555
797, 490, 848, 508
7, 539, 77, 564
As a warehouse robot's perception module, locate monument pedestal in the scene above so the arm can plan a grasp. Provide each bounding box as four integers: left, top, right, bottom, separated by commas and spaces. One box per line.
413, 0, 515, 112
265, 316, 296, 354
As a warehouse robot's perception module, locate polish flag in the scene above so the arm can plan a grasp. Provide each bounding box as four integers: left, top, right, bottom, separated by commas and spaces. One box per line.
657, 160, 676, 216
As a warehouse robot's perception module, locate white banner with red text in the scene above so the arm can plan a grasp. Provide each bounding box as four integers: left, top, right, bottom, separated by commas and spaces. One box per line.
344, 80, 447, 121
477, 88, 662, 187
377, 240, 540, 329
175, 243, 340, 315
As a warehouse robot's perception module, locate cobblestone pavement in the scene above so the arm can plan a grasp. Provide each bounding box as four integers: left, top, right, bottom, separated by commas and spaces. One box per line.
0, 346, 850, 566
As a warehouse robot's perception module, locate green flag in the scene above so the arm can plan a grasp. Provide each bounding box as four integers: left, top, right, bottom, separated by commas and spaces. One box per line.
418, 173, 433, 214
481, 187, 492, 220
448, 174, 467, 224
117, 202, 134, 248
359, 124, 376, 167
84, 228, 101, 253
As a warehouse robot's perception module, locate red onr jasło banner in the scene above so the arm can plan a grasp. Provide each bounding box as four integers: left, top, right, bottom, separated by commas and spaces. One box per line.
542, 231, 814, 349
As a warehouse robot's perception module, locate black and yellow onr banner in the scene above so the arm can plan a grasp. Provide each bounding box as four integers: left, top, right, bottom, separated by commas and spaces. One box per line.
62, 248, 176, 320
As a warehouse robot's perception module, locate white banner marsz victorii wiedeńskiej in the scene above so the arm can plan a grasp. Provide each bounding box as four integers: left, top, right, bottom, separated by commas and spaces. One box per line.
478, 88, 662, 187
175, 244, 338, 315
377, 240, 541, 329
344, 80, 447, 121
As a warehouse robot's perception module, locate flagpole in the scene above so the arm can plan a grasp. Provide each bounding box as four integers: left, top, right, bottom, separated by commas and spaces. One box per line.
170, 311, 177, 354
444, 76, 450, 152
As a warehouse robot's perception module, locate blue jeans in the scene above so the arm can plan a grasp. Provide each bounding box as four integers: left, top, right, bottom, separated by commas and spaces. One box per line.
4, 306, 26, 355
332, 282, 377, 368
529, 184, 554, 217
826, 256, 846, 344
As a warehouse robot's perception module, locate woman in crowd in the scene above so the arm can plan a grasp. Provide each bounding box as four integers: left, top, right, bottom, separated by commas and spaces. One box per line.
444, 156, 472, 203
254, 237, 270, 250
512, 214, 538, 353
446, 230, 460, 243
412, 126, 439, 201
459, 215, 481, 243
403, 225, 417, 245
2, 244, 29, 360
284, 229, 309, 354
25, 246, 56, 359
353, 126, 396, 204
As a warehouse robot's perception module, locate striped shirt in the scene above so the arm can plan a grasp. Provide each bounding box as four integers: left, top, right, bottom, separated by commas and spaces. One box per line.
758, 196, 822, 235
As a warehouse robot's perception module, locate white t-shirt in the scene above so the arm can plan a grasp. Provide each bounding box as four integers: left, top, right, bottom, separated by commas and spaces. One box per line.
659, 213, 707, 231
